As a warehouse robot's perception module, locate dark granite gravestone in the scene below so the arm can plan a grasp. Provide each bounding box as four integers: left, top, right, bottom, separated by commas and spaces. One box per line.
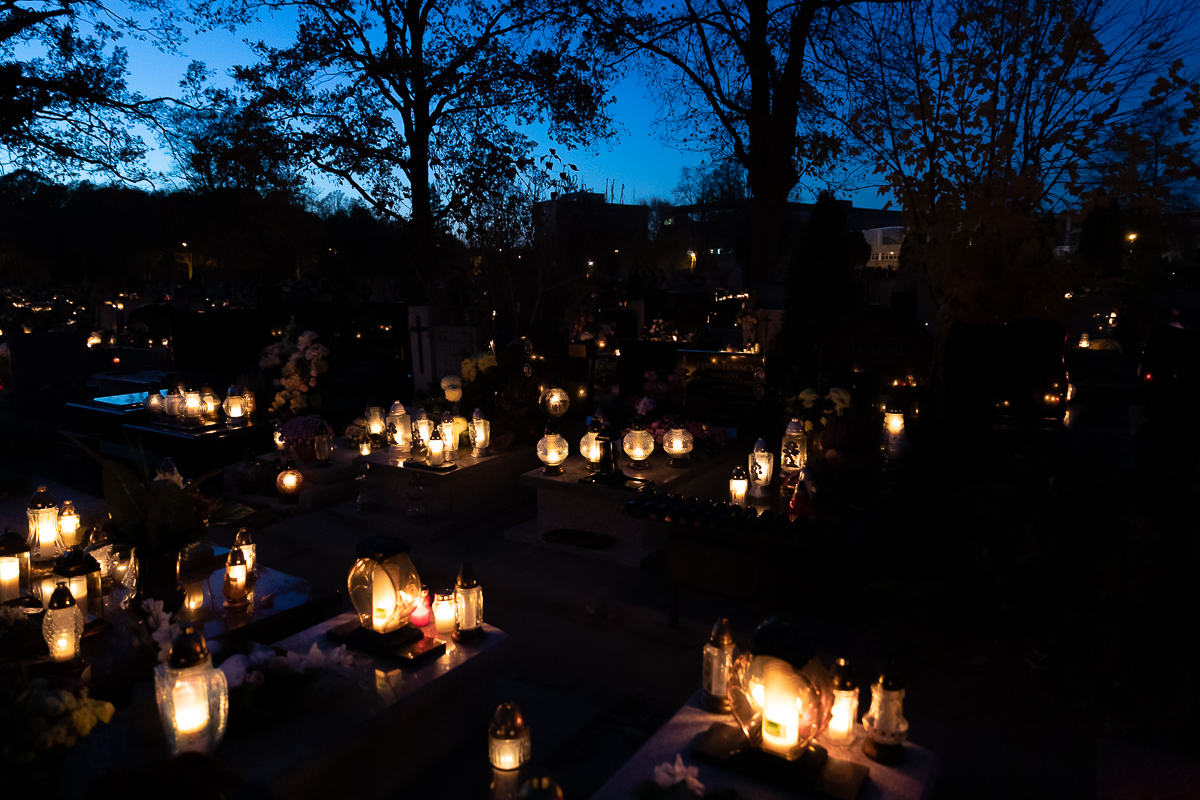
431, 325, 477, 382
5, 330, 91, 390
679, 350, 766, 426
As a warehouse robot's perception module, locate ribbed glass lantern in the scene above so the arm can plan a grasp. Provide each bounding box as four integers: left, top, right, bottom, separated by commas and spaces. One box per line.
748, 439, 774, 497
440, 412, 459, 460
27, 485, 62, 562
144, 389, 165, 413
623, 419, 654, 469
276, 457, 303, 504
539, 385, 569, 418
43, 581, 84, 661
780, 418, 807, 475
453, 563, 484, 642
347, 536, 421, 634
223, 385, 247, 421
164, 388, 183, 416
154, 625, 228, 756
471, 408, 491, 457
414, 409, 433, 449
200, 385, 220, 417
365, 405, 386, 438
489, 701, 531, 770
242, 389, 256, 415
388, 402, 412, 452
536, 425, 569, 475
57, 500, 82, 548
579, 417, 604, 471
183, 389, 203, 419
862, 662, 908, 764
662, 422, 694, 468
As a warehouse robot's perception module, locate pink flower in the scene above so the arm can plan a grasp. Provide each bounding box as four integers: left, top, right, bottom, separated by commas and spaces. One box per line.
635, 396, 655, 416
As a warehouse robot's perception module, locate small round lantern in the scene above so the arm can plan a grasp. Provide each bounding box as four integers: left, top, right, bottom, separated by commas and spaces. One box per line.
183, 389, 203, 420
536, 425, 569, 475
43, 581, 84, 661
347, 536, 421, 635
540, 385, 569, 418
702, 618, 736, 712
662, 422, 694, 468
729, 466, 749, 507
427, 425, 445, 466
28, 485, 62, 562
471, 408, 491, 457
54, 547, 102, 618
623, 418, 655, 470
489, 701, 531, 771
0, 528, 31, 594
359, 439, 372, 457
780, 418, 807, 475
164, 388, 183, 416
825, 657, 859, 746
432, 590, 455, 635
234, 528, 256, 574
440, 411, 459, 461
862, 661, 908, 764
144, 389, 165, 413
453, 563, 484, 642
748, 439, 774, 498
223, 385, 247, 422
580, 417, 604, 471
154, 625, 228, 755
276, 457, 303, 504
57, 500, 82, 547
728, 619, 834, 760
222, 547, 251, 608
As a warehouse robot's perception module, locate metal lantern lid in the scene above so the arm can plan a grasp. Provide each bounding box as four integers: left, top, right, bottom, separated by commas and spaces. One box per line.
473, 408, 484, 422
489, 701, 528, 739
457, 562, 479, 589
227, 384, 239, 396
0, 527, 29, 555
168, 624, 210, 668
441, 410, 453, 423
29, 485, 56, 510
429, 425, 442, 442
60, 500, 78, 516
731, 465, 747, 481
234, 528, 253, 547
390, 400, 406, 415
588, 416, 604, 434
831, 657, 857, 691
55, 547, 101, 576
282, 457, 298, 472
709, 617, 734, 647
355, 535, 411, 563
227, 547, 247, 568
543, 421, 559, 437
786, 418, 804, 435
670, 418, 686, 430
46, 581, 76, 610
416, 408, 428, 420
877, 659, 904, 691
632, 416, 647, 431
753, 438, 768, 453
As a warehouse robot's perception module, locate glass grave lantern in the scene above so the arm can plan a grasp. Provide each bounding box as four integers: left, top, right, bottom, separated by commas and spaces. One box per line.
825, 657, 859, 746
181, 573, 213, 618
748, 439, 774, 498
164, 388, 184, 417
0, 528, 31, 593
388, 402, 412, 453
242, 389, 256, 416
43, 581, 84, 662
728, 618, 834, 760
489, 701, 532, 771
365, 405, 386, 438
314, 425, 333, 466
729, 466, 749, 507
862, 661, 908, 764
276, 457, 303, 504
222, 385, 247, 422
454, 563, 484, 642
539, 385, 569, 418
144, 389, 165, 413
440, 412, 460, 460
183, 389, 203, 420
471, 408, 490, 457
1079, 333, 1090, 348
233, 528, 256, 574
54, 547, 102, 618
702, 618, 736, 712
57, 500, 82, 548
154, 625, 228, 756
780, 418, 807, 476
348, 536, 422, 637
85, 523, 116, 581
200, 385, 221, 418
433, 590, 456, 635
0, 555, 19, 602
426, 425, 445, 466
662, 421, 694, 468
536, 425, 569, 475
28, 485, 62, 562
623, 418, 655, 470
359, 439, 372, 457
222, 547, 251, 608
414, 409, 433, 450
580, 417, 604, 471
273, 422, 287, 451
881, 399, 910, 461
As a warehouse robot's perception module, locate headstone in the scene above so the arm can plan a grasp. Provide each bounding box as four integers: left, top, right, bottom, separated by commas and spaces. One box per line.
679, 350, 766, 426
408, 306, 433, 391
432, 325, 478, 382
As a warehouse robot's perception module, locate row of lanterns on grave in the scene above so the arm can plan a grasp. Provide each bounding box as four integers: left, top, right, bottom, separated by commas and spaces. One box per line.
700, 618, 910, 765
351, 403, 493, 463
143, 385, 257, 421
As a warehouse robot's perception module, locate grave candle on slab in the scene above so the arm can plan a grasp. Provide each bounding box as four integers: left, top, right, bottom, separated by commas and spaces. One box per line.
489, 701, 531, 771
58, 501, 81, 547
826, 658, 859, 746
410, 585, 431, 627
471, 408, 490, 457
427, 426, 445, 466
761, 659, 802, 755
183, 390, 203, 419
0, 556, 19, 602
27, 485, 61, 561
729, 466, 749, 507
359, 439, 372, 456
222, 548, 249, 607
454, 563, 484, 642
433, 592, 455, 635
155, 626, 227, 756
42, 582, 83, 661
365, 406, 385, 437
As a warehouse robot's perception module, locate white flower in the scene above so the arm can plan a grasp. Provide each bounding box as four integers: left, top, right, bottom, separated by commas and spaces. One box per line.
220, 654, 250, 687
152, 622, 179, 663
828, 387, 851, 414
653, 754, 704, 795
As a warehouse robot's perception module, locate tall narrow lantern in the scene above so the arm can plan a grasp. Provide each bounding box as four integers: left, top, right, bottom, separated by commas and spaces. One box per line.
580, 417, 604, 471
536, 425, 569, 475
662, 421, 694, 468
881, 399, 909, 461
57, 500, 82, 547
780, 418, 807, 476
276, 457, 303, 504
489, 701, 532, 770
825, 658, 859, 746
28, 485, 61, 562
414, 409, 433, 449
154, 625, 228, 755
623, 418, 655, 470
433, 591, 455, 635
729, 467, 749, 507
748, 439, 774, 498
862, 662, 908, 764
454, 563, 484, 642
388, 402, 412, 452
233, 528, 256, 574
440, 412, 460, 460
222, 548, 250, 608
702, 618, 736, 712
242, 389, 256, 416
471, 409, 491, 457
347, 536, 422, 636
42, 581, 84, 661
314, 426, 333, 466
539, 385, 569, 418
427, 425, 445, 466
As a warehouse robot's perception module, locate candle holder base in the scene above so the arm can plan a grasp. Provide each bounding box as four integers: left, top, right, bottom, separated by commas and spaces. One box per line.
472, 447, 489, 458
540, 464, 565, 476
402, 459, 458, 473
329, 620, 438, 663
862, 737, 907, 765
452, 625, 486, 644
667, 456, 691, 468
700, 692, 732, 713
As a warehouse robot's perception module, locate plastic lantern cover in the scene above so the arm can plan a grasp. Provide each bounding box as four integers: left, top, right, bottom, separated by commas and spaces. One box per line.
43, 582, 84, 661
748, 439, 774, 497
154, 626, 228, 755
780, 418, 807, 475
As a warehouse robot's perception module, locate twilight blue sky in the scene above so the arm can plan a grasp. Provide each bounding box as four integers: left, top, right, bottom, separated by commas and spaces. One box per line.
122, 16, 889, 208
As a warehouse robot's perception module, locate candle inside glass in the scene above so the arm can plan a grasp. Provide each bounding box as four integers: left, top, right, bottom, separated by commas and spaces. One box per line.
0, 557, 18, 602
359, 441, 372, 456
729, 479, 748, 506
227, 563, 246, 593
173, 678, 210, 734
281, 473, 298, 490
433, 594, 455, 634
761, 661, 802, 754
827, 688, 857, 744
372, 565, 397, 631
